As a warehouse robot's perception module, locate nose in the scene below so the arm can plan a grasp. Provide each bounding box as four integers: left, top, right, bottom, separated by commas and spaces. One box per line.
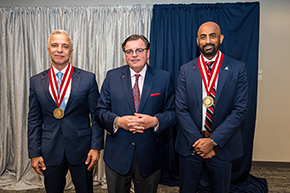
206, 36, 211, 43
132, 50, 138, 56
57, 45, 62, 52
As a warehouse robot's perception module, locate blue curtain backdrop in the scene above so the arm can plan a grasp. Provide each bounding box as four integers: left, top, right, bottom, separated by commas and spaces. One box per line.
150, 2, 268, 192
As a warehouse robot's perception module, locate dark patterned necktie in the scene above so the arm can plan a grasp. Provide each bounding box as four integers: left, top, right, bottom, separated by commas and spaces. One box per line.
204, 61, 215, 133
133, 74, 141, 113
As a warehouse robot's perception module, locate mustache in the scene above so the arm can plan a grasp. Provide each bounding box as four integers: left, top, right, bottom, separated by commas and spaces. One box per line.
203, 43, 215, 48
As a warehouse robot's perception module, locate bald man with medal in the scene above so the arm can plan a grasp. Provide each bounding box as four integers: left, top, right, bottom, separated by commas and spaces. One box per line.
175, 22, 248, 193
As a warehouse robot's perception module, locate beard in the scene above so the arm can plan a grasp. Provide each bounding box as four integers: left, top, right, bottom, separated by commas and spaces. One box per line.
199, 43, 220, 58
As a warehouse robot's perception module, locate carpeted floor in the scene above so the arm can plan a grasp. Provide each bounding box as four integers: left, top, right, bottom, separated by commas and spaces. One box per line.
0, 165, 289, 192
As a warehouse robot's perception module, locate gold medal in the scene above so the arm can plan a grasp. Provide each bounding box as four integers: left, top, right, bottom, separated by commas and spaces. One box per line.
53, 108, 64, 119
203, 96, 213, 107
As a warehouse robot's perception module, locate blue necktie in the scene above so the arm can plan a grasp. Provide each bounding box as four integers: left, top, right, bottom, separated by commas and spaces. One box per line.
56, 72, 66, 110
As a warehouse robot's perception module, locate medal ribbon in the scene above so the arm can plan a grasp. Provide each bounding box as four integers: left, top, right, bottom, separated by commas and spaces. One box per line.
48, 63, 74, 107
198, 51, 224, 96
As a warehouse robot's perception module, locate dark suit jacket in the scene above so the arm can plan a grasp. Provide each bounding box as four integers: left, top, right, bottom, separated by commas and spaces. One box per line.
28, 67, 104, 166
175, 54, 248, 161
95, 65, 176, 177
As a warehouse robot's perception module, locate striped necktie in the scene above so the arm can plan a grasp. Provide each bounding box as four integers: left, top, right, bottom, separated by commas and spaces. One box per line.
204, 61, 215, 133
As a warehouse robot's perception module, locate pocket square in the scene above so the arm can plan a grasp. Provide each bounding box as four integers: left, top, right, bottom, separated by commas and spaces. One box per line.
150, 93, 161, 96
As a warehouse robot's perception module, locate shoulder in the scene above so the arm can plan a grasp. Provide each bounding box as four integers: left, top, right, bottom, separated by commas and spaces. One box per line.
147, 65, 171, 78
103, 65, 127, 77
179, 58, 198, 71
30, 69, 49, 81
223, 54, 245, 67
73, 67, 95, 77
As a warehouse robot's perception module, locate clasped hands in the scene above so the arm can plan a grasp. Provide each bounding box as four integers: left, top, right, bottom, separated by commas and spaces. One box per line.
193, 138, 216, 159
117, 113, 159, 134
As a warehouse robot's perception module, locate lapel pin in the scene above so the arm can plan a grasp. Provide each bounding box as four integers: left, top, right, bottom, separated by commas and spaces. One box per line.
225, 66, 229, 71
193, 67, 196, 69
122, 76, 125, 79
42, 77, 44, 79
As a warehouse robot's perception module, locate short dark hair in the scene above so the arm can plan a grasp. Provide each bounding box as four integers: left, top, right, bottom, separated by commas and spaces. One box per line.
122, 34, 151, 52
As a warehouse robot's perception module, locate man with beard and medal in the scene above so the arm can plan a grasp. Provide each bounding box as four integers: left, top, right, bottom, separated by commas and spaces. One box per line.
175, 22, 248, 193
27, 30, 104, 193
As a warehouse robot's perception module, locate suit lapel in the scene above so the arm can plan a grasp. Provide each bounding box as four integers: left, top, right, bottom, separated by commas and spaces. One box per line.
215, 56, 230, 105
191, 59, 203, 106
138, 66, 155, 113
66, 67, 81, 110
121, 66, 135, 113
41, 70, 58, 107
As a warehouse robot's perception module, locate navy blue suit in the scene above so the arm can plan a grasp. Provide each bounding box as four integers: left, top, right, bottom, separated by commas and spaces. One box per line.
95, 65, 176, 178
28, 67, 104, 192
175, 54, 248, 192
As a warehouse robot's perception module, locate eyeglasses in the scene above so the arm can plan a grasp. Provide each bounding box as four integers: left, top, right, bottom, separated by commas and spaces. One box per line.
124, 48, 147, 55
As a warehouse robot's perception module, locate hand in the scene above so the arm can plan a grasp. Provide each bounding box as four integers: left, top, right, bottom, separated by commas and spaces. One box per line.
118, 115, 145, 134
193, 138, 214, 157
85, 149, 100, 171
31, 156, 46, 175
201, 149, 217, 159
134, 113, 159, 130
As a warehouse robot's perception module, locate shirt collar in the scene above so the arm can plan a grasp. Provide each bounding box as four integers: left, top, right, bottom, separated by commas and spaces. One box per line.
203, 53, 218, 63
52, 64, 69, 75
130, 64, 147, 78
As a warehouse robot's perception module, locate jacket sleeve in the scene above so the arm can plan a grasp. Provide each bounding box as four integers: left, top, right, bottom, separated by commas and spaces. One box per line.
27, 78, 43, 158
89, 74, 104, 150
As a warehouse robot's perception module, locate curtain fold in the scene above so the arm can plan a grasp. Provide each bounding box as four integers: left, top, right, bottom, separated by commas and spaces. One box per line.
0, 5, 153, 190
150, 2, 267, 192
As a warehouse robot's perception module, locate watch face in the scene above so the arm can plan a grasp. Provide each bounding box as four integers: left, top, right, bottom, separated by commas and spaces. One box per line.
212, 140, 217, 146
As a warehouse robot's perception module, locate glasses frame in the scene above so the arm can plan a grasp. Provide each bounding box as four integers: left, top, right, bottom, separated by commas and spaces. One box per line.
124, 48, 148, 55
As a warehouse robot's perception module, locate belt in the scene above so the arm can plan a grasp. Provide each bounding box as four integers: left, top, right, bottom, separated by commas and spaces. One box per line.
201, 131, 212, 137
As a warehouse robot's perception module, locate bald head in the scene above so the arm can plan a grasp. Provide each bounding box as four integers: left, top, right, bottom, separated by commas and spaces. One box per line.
196, 21, 224, 59
197, 22, 222, 37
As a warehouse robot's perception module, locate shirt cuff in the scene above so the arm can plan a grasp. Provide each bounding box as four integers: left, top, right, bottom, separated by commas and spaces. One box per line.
113, 116, 120, 133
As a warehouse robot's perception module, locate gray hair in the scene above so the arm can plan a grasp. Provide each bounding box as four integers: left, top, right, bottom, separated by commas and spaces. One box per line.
47, 29, 73, 49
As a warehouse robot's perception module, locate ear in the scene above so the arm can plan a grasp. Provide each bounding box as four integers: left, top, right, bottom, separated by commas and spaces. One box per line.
147, 49, 150, 58
47, 46, 50, 55
70, 48, 74, 57
220, 34, 224, 44
196, 37, 199, 46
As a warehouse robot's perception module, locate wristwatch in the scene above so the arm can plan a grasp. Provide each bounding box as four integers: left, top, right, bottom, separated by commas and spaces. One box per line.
114, 116, 120, 129
212, 139, 218, 146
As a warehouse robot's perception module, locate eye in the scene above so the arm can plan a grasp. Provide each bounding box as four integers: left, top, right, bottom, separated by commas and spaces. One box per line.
51, 44, 58, 47
125, 49, 133, 55
136, 48, 145, 54
63, 45, 69, 49
200, 35, 206, 40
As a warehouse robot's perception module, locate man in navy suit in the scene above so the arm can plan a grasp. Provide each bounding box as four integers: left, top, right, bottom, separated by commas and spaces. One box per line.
27, 30, 104, 193
95, 34, 176, 193
175, 22, 248, 193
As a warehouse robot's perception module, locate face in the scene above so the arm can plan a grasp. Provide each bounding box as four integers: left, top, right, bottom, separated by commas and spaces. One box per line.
124, 38, 150, 73
47, 33, 73, 69
196, 22, 224, 59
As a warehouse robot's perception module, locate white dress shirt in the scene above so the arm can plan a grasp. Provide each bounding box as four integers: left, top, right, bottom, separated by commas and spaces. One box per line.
202, 54, 218, 132
49, 65, 71, 105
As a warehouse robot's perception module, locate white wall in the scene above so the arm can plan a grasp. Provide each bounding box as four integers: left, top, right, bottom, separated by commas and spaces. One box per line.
1, 0, 290, 163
